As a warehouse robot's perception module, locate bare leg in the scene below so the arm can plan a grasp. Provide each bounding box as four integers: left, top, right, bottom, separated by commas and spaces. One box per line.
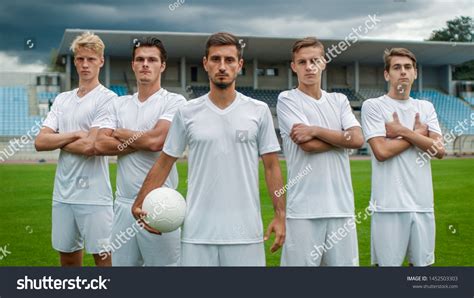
60, 250, 83, 267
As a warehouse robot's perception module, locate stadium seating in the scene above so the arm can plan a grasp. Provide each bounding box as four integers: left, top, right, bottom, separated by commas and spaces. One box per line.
37, 91, 59, 103
358, 88, 386, 100
410, 89, 474, 135
110, 85, 128, 96
0, 86, 42, 136
190, 86, 281, 107
463, 97, 474, 105
331, 87, 364, 101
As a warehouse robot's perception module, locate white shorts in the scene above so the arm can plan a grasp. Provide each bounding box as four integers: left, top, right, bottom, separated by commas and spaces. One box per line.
281, 218, 359, 266
181, 242, 265, 266
52, 201, 113, 254
371, 212, 435, 266
110, 199, 181, 266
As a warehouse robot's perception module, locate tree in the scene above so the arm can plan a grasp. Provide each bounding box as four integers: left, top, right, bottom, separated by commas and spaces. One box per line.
428, 16, 474, 80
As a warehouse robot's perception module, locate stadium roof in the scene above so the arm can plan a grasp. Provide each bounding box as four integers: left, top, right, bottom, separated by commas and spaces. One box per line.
58, 29, 474, 65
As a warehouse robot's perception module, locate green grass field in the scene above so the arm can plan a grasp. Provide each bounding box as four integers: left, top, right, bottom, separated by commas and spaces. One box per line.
0, 159, 472, 266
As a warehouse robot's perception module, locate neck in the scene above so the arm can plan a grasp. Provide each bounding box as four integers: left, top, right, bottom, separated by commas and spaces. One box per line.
387, 85, 411, 100
77, 79, 100, 97
297, 81, 322, 100
137, 81, 162, 102
208, 82, 237, 109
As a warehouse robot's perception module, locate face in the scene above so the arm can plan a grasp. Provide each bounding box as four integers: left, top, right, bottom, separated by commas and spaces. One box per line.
132, 46, 166, 85
203, 45, 243, 89
74, 47, 104, 82
384, 56, 417, 92
291, 46, 326, 86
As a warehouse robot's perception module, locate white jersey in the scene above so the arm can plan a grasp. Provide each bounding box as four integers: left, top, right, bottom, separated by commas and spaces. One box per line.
277, 89, 360, 218
100, 88, 186, 202
43, 84, 116, 205
361, 95, 442, 212
163, 92, 281, 244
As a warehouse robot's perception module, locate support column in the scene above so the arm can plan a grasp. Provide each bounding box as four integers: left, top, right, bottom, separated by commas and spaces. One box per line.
354, 61, 360, 93
66, 55, 71, 90
105, 55, 110, 88
287, 61, 293, 89
253, 58, 258, 89
417, 64, 423, 93
180, 56, 186, 90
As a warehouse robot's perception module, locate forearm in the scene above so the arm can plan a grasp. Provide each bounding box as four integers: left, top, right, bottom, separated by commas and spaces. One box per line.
370, 138, 412, 161
299, 138, 335, 153
312, 126, 363, 149
263, 159, 286, 218
115, 128, 164, 152
400, 129, 445, 158
62, 137, 95, 156
35, 131, 79, 151
95, 135, 136, 156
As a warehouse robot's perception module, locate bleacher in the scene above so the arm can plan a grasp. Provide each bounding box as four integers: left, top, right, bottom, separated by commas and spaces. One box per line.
410, 90, 474, 135
358, 88, 386, 100
110, 85, 128, 96
463, 97, 474, 106
0, 86, 42, 136
190, 86, 281, 107
331, 88, 364, 101
37, 91, 59, 103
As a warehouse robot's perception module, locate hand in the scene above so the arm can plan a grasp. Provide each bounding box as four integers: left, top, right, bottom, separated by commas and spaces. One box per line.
290, 123, 316, 144
413, 113, 429, 137
264, 215, 285, 253
131, 204, 162, 235
385, 112, 406, 139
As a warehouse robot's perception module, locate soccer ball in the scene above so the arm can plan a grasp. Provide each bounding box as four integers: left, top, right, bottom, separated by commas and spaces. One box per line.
142, 187, 186, 233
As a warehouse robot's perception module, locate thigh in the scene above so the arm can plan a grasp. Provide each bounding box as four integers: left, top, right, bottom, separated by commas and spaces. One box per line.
281, 218, 327, 266
74, 204, 113, 255
407, 212, 435, 266
322, 217, 359, 266
138, 228, 181, 266
371, 212, 411, 266
219, 243, 265, 267
181, 243, 219, 266
110, 200, 143, 266
52, 201, 83, 253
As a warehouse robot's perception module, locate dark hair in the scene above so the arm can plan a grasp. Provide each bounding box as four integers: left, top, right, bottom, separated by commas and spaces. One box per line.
205, 32, 242, 59
132, 37, 167, 63
383, 48, 417, 72
292, 37, 325, 61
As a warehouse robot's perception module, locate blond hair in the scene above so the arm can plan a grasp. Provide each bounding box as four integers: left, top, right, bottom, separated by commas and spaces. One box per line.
70, 32, 105, 56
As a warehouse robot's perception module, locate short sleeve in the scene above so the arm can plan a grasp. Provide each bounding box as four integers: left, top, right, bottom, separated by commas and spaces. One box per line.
163, 108, 188, 158
99, 97, 119, 130
160, 94, 187, 122
361, 100, 386, 141
92, 93, 116, 128
42, 95, 62, 132
276, 92, 310, 136
424, 102, 442, 135
340, 95, 361, 130
258, 105, 281, 155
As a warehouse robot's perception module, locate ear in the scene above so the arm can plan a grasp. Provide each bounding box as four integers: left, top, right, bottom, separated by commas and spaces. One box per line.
414, 67, 418, 80
290, 61, 296, 73
99, 56, 105, 68
383, 70, 390, 82
203, 56, 208, 72
237, 58, 243, 73
160, 61, 166, 73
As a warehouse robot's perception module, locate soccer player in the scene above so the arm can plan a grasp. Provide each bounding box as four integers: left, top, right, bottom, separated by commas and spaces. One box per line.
34, 32, 115, 267
277, 37, 364, 266
132, 32, 286, 266
95, 37, 186, 266
361, 48, 445, 266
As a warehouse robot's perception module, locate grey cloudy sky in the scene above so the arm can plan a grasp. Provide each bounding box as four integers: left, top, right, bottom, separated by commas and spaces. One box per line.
0, 0, 472, 71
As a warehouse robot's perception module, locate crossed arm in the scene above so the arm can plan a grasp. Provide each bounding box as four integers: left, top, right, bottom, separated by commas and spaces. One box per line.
95, 119, 171, 156
35, 127, 97, 156
290, 124, 364, 153
368, 112, 445, 162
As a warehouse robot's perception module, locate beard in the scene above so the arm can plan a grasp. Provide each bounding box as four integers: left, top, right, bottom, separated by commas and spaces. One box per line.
210, 75, 235, 90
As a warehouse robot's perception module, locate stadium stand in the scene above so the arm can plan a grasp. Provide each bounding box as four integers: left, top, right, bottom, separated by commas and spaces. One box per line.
190, 86, 281, 107
110, 85, 128, 96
